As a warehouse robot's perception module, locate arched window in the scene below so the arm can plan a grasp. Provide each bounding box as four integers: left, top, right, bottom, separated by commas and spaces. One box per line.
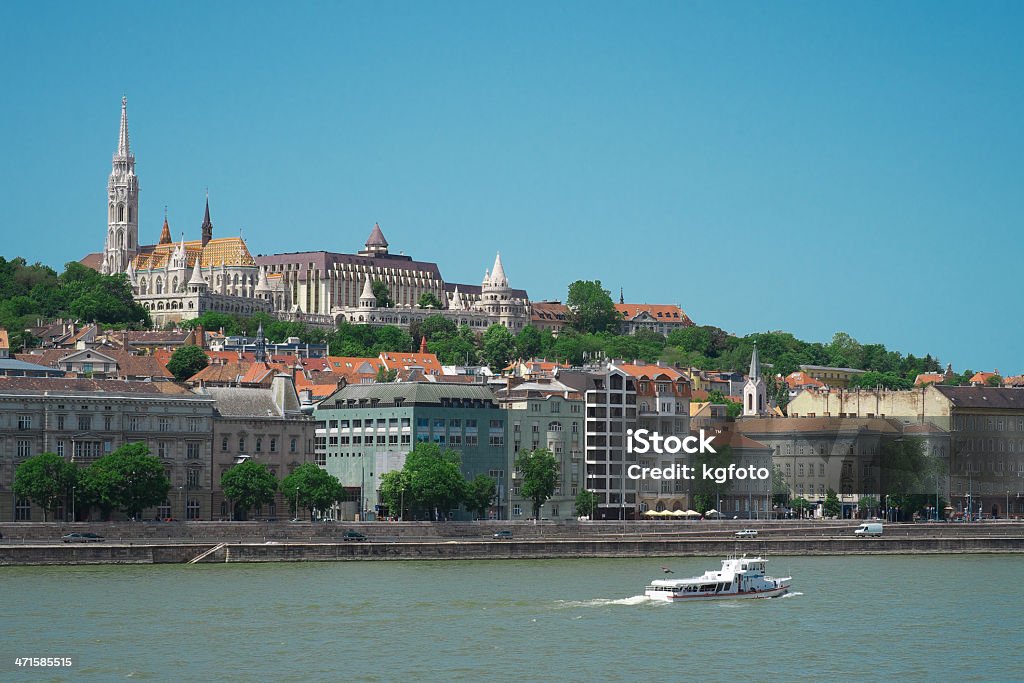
171, 276, 179, 292
118, 204, 125, 222
155, 277, 163, 294
127, 233, 132, 248
127, 206, 132, 223
548, 422, 562, 432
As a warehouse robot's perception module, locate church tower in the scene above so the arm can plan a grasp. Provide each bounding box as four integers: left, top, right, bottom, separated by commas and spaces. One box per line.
103, 96, 139, 275
743, 343, 768, 417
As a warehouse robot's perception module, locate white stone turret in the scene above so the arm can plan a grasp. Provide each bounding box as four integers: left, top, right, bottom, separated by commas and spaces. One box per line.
102, 96, 139, 275
489, 252, 508, 288
125, 260, 137, 289
188, 258, 207, 292
359, 276, 377, 308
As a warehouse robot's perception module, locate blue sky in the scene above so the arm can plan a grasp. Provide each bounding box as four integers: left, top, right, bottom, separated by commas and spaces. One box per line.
1, 2, 1021, 373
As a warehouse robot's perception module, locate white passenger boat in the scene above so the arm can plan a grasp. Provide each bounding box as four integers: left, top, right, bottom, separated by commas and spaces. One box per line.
645, 555, 791, 601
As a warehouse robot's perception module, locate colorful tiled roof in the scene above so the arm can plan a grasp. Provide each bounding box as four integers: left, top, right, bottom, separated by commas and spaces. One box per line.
133, 236, 255, 270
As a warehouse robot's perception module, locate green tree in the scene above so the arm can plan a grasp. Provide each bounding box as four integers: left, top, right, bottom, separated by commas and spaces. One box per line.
692, 446, 733, 514
666, 326, 713, 356
515, 325, 543, 360
80, 443, 170, 520
464, 474, 496, 519
371, 280, 393, 308
771, 465, 790, 508
428, 325, 479, 366
220, 461, 278, 521
858, 495, 879, 518
790, 497, 811, 519
986, 374, 1003, 387
822, 488, 841, 518
481, 324, 516, 370
371, 326, 413, 354
574, 489, 599, 519
515, 448, 558, 519
405, 442, 467, 519
378, 470, 411, 519
566, 280, 621, 334
375, 366, 398, 382
166, 345, 209, 381
282, 463, 345, 519
418, 314, 458, 341
13, 452, 78, 521
417, 291, 443, 309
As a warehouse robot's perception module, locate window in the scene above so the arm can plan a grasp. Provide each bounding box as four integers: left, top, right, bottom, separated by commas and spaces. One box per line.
57, 414, 66, 430
56, 440, 65, 457
221, 436, 229, 452
238, 437, 246, 452
270, 438, 277, 452
187, 418, 202, 432
450, 419, 461, 429
401, 435, 410, 445
572, 423, 579, 434
466, 435, 478, 447
551, 402, 560, 413
551, 504, 559, 517
489, 435, 504, 448
15, 498, 32, 521
78, 415, 91, 431
449, 434, 462, 446
158, 442, 170, 458
466, 419, 477, 430
74, 441, 101, 459
548, 422, 562, 432
290, 438, 297, 453
159, 417, 171, 432
187, 498, 201, 520
158, 501, 171, 520
187, 442, 201, 460
255, 438, 262, 453
401, 418, 410, 428
417, 418, 429, 428
17, 440, 32, 457
489, 419, 503, 430
512, 504, 522, 517
129, 415, 141, 431
186, 469, 200, 488
104, 415, 112, 431
819, 463, 825, 477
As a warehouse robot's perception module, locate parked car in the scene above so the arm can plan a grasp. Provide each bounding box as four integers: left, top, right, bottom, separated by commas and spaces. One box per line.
341, 530, 368, 542
493, 530, 513, 539
62, 532, 104, 543
734, 529, 758, 538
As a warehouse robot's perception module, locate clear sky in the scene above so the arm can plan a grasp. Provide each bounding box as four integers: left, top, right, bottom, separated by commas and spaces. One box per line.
1, 2, 1021, 374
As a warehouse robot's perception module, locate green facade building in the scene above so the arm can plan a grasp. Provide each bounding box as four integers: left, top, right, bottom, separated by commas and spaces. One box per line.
314, 382, 508, 520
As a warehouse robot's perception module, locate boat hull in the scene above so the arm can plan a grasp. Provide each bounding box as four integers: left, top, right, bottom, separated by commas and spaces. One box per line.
645, 584, 790, 602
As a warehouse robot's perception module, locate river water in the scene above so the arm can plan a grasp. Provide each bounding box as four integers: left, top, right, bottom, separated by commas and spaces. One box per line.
2, 555, 1020, 681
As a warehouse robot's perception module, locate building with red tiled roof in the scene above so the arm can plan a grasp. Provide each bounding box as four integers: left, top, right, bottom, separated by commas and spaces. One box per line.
0, 328, 9, 359
530, 301, 569, 334
614, 303, 694, 336
969, 371, 1002, 386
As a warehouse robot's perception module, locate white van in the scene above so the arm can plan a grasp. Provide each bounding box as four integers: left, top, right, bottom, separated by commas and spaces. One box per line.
854, 522, 883, 537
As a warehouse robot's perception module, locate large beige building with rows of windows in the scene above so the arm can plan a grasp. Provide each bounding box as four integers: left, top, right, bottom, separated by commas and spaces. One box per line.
0, 378, 215, 522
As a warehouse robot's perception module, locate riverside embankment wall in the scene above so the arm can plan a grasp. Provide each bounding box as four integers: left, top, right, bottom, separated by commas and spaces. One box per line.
3, 535, 1024, 566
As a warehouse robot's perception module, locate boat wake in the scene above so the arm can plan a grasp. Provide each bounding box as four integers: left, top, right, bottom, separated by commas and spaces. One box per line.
777, 591, 803, 599
555, 595, 658, 608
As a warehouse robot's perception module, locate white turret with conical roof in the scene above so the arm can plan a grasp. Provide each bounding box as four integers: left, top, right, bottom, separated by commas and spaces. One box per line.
359, 276, 377, 308
188, 257, 207, 292
489, 252, 508, 288
743, 342, 768, 417
476, 251, 526, 331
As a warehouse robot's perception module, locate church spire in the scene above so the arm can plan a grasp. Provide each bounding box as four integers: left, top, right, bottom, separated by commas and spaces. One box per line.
619, 287, 624, 304
749, 342, 761, 381
117, 96, 131, 157
201, 190, 213, 246
254, 322, 267, 364
158, 212, 172, 245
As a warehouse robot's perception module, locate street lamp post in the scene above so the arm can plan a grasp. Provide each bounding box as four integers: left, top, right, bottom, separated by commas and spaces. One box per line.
71, 486, 76, 523
295, 486, 300, 521
178, 486, 184, 522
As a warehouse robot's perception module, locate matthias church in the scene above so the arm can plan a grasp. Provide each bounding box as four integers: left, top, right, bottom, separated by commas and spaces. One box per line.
85, 98, 531, 332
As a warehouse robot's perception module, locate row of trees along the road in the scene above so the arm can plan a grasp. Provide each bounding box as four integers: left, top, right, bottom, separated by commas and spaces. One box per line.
12, 445, 351, 522
220, 461, 346, 520
13, 443, 169, 521
377, 442, 562, 520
